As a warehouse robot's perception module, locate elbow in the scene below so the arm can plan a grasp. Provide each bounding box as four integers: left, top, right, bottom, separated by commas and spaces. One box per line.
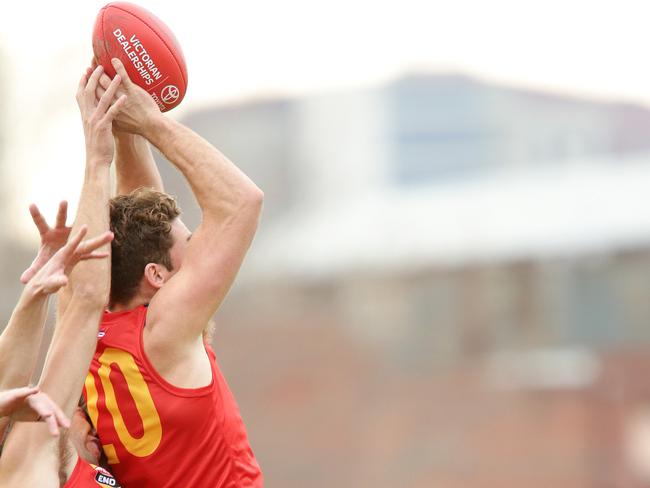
240, 185, 264, 216
248, 186, 264, 209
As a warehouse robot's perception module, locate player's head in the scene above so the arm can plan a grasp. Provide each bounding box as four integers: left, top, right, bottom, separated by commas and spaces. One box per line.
109, 187, 190, 306
69, 402, 103, 465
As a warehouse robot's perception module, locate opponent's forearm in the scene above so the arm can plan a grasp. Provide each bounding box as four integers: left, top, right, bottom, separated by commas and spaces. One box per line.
38, 298, 103, 416
114, 132, 164, 195
144, 116, 263, 221
59, 163, 112, 310
0, 287, 49, 389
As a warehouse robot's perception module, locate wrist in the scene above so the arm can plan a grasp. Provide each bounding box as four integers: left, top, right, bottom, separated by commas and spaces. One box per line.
20, 281, 48, 302
140, 113, 168, 141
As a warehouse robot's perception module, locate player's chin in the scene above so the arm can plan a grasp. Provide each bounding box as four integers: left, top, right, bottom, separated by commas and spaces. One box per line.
84, 437, 102, 464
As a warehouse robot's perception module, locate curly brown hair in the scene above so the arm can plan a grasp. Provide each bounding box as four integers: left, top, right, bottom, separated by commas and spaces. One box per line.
109, 187, 181, 306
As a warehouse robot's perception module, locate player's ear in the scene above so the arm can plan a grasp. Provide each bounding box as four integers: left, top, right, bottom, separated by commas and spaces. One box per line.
143, 263, 168, 289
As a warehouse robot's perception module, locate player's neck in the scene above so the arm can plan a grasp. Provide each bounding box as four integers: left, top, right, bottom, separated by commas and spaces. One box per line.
109, 294, 149, 312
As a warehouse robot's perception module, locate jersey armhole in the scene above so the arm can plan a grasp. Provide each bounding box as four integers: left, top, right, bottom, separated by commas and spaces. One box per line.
137, 307, 217, 398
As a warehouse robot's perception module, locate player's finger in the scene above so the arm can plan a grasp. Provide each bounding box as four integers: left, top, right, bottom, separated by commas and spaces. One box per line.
101, 94, 127, 125
41, 413, 59, 436
76, 68, 92, 101
43, 275, 69, 294
50, 399, 70, 430
97, 75, 122, 115
29, 204, 49, 235
77, 231, 114, 255
111, 58, 134, 88
5, 386, 40, 404
55, 201, 68, 228
98, 72, 112, 90
62, 225, 88, 258
79, 251, 110, 261
85, 65, 104, 105
20, 266, 35, 284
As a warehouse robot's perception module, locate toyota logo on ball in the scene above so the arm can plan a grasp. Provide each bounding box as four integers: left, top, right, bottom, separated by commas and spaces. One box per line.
161, 85, 180, 104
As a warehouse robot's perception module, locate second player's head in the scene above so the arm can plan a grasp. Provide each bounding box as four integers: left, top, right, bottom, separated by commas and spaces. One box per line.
109, 187, 190, 307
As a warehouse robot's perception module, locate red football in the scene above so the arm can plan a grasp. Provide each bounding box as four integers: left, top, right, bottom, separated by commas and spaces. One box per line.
92, 2, 188, 112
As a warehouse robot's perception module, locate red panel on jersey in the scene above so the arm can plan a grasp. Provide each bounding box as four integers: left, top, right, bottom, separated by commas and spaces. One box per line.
64, 459, 121, 487
83, 306, 263, 487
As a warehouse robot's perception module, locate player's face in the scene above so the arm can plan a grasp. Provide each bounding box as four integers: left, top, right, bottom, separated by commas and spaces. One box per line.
70, 407, 101, 464
168, 218, 191, 273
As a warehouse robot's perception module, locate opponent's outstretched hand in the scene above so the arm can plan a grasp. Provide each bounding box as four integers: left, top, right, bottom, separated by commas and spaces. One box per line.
27, 225, 114, 296
76, 64, 127, 165
20, 201, 72, 284
95, 58, 161, 135
0, 386, 70, 436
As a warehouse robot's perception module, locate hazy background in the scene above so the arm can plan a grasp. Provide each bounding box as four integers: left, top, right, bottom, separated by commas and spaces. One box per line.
3, 1, 650, 486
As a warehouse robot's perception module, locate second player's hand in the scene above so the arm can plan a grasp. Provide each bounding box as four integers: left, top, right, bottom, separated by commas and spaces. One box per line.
95, 58, 162, 136
76, 64, 127, 165
20, 201, 72, 284
0, 386, 70, 436
27, 225, 114, 296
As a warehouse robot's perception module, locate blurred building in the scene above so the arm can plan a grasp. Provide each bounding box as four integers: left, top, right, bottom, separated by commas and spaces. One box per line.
151, 73, 650, 487
5, 73, 650, 487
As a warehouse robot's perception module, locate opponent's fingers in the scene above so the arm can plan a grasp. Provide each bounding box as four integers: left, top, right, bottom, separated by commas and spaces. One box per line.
76, 231, 114, 255
51, 399, 70, 430
84, 65, 105, 105
41, 412, 59, 436
42, 275, 69, 294
55, 200, 68, 229
111, 58, 134, 88
79, 251, 110, 261
20, 266, 36, 285
98, 72, 112, 90
76, 67, 92, 102
97, 75, 122, 115
101, 94, 127, 126
29, 204, 50, 235
60, 225, 88, 259
4, 386, 40, 405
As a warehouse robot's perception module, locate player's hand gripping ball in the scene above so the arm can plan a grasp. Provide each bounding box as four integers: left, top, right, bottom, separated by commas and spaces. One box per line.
92, 2, 188, 112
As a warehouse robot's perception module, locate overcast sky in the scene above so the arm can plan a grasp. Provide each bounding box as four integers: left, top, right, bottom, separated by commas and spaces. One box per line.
2, 0, 650, 240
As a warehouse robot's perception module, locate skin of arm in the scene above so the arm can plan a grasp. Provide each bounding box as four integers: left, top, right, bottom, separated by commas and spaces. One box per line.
96, 66, 164, 195
0, 287, 49, 391
114, 130, 164, 195
0, 227, 114, 487
0, 66, 122, 488
109, 58, 263, 370
57, 65, 124, 319
0, 200, 73, 392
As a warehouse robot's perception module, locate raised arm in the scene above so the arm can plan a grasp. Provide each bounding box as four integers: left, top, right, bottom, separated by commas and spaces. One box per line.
57, 66, 124, 317
0, 202, 72, 390
96, 74, 164, 195
0, 65, 122, 488
96, 65, 164, 195
110, 58, 263, 348
0, 227, 114, 487
113, 131, 164, 194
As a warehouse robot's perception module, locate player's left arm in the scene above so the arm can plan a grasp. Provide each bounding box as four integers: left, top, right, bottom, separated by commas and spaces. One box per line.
0, 226, 114, 485
0, 202, 72, 391
0, 227, 113, 488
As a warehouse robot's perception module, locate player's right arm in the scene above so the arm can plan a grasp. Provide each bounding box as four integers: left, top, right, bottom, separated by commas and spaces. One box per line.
109, 58, 263, 355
